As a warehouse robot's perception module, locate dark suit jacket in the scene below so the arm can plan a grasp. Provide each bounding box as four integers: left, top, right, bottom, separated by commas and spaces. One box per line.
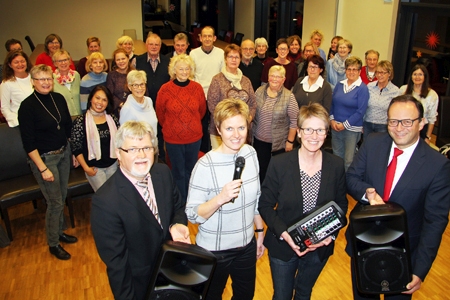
346, 133, 450, 280
258, 148, 348, 262
135, 54, 170, 106
91, 163, 187, 300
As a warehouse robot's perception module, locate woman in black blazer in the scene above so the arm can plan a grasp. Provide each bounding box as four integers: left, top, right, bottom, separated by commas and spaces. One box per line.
259, 103, 348, 300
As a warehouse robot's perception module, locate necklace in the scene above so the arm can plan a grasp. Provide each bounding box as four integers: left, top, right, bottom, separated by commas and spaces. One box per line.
34, 92, 62, 130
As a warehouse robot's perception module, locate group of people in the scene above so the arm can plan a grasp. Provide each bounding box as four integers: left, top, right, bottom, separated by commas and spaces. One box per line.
0, 26, 448, 300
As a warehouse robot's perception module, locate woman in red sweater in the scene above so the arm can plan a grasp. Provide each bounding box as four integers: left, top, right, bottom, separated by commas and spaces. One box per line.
156, 54, 206, 203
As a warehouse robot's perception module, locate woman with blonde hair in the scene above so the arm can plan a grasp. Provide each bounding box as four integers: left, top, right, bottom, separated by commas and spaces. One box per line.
52, 50, 81, 116
113, 36, 137, 68
77, 37, 105, 79
156, 54, 206, 202
119, 70, 158, 138
253, 65, 299, 182
80, 52, 108, 112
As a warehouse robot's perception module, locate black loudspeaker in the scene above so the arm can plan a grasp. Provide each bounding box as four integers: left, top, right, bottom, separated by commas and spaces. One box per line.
146, 241, 217, 300
350, 202, 412, 294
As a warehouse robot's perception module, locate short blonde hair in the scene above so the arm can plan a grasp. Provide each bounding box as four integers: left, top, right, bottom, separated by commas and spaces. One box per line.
268, 65, 286, 78
377, 60, 395, 81
297, 103, 329, 131
127, 70, 147, 85
116, 36, 134, 51
30, 64, 52, 79
52, 49, 71, 62
86, 52, 108, 72
168, 54, 195, 80
303, 42, 319, 55
310, 30, 324, 40
214, 98, 250, 130
254, 37, 268, 48
337, 39, 353, 53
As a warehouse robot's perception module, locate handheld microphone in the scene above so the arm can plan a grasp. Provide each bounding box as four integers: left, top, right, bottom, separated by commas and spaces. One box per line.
231, 156, 245, 203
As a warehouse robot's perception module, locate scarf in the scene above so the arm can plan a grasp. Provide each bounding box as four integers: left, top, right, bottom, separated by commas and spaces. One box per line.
54, 69, 76, 85
332, 53, 351, 76
221, 66, 243, 90
85, 109, 118, 161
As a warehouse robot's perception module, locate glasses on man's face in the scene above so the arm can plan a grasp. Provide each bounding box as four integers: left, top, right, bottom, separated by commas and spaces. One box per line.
33, 77, 53, 83
119, 147, 154, 154
130, 83, 146, 89
387, 118, 421, 127
300, 128, 327, 136
241, 48, 255, 52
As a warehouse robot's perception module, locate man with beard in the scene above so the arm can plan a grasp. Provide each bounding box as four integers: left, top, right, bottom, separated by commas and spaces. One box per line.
91, 120, 190, 300
239, 39, 263, 92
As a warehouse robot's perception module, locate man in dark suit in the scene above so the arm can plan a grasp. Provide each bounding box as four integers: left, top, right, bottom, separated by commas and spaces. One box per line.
91, 120, 190, 300
346, 95, 450, 299
136, 33, 170, 162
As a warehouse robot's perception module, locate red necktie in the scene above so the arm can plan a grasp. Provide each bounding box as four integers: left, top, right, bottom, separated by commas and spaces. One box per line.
383, 148, 404, 201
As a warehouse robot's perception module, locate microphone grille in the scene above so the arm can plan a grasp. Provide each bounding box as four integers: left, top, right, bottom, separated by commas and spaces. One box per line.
236, 156, 245, 167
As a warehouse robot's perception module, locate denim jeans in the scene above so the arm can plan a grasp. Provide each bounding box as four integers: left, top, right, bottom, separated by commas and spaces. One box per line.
29, 145, 71, 247
363, 121, 387, 141
206, 238, 257, 300
269, 251, 328, 300
165, 139, 201, 204
86, 161, 118, 192
331, 129, 361, 171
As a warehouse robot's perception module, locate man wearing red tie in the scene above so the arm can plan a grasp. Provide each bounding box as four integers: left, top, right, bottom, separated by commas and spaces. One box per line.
346, 95, 450, 299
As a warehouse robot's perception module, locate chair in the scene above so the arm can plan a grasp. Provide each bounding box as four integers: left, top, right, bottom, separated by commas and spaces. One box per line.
233, 32, 244, 45
159, 28, 173, 39
436, 96, 450, 148
123, 29, 137, 40
24, 35, 35, 52
224, 31, 234, 43
0, 124, 42, 241
217, 30, 226, 41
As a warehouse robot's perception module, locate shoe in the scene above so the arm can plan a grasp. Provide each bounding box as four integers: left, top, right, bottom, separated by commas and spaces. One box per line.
59, 233, 78, 244
49, 244, 71, 260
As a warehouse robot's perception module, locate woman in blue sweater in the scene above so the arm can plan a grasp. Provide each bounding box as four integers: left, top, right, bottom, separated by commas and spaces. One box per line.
330, 56, 369, 170
80, 52, 108, 112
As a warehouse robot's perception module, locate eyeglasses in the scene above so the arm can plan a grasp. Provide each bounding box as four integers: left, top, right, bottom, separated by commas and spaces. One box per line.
130, 83, 146, 89
55, 58, 69, 63
241, 48, 255, 52
387, 118, 421, 127
32, 77, 53, 83
308, 65, 320, 70
346, 68, 360, 72
227, 55, 240, 60
375, 71, 389, 75
300, 128, 327, 136
269, 75, 284, 80
119, 147, 154, 154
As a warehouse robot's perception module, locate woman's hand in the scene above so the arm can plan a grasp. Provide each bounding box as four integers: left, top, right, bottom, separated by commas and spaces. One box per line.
217, 179, 243, 206
41, 169, 54, 182
285, 141, 294, 152
331, 120, 345, 132
281, 231, 310, 257
307, 236, 333, 251
72, 155, 80, 168
256, 232, 266, 259
85, 166, 98, 177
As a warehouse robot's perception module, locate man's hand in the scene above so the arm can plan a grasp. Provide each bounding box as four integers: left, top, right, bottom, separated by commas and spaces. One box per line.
170, 224, 191, 244
281, 231, 310, 257
366, 188, 385, 205
402, 274, 422, 294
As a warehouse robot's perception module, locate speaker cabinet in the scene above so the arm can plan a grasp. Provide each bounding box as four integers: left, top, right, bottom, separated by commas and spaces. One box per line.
350, 202, 412, 294
146, 241, 217, 300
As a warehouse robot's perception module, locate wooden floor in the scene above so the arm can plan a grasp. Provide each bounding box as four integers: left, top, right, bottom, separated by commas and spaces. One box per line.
0, 196, 449, 299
